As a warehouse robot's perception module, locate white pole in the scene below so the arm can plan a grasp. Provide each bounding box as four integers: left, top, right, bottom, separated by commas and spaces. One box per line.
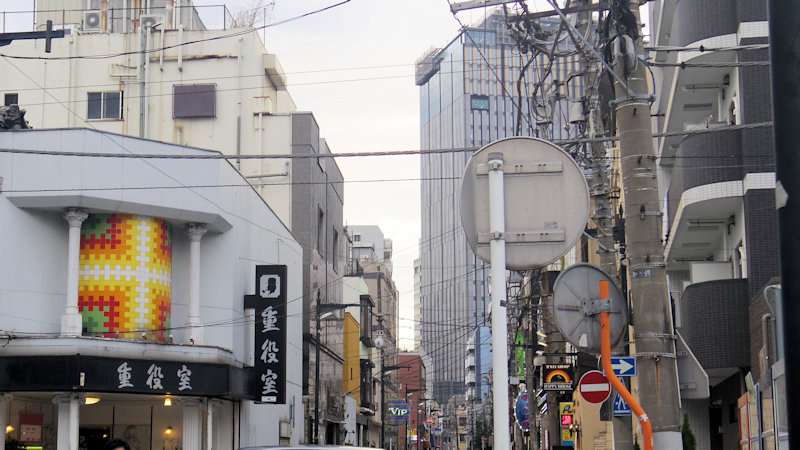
487, 153, 510, 450
62, 208, 88, 336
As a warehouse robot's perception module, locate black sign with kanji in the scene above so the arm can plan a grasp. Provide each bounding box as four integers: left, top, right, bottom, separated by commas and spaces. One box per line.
245, 265, 287, 404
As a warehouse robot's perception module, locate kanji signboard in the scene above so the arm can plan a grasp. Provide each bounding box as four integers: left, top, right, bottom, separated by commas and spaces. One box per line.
246, 265, 287, 404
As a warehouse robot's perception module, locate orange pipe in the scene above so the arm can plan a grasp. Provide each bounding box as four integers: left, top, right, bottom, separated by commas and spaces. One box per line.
599, 281, 653, 450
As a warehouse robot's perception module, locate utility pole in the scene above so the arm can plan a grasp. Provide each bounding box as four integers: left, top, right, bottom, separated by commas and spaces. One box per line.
314, 290, 322, 444
573, 0, 631, 447
611, 1, 681, 447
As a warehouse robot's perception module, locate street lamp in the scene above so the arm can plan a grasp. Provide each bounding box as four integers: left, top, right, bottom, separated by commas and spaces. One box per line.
417, 397, 430, 450
374, 328, 410, 449
404, 388, 426, 450
313, 291, 361, 444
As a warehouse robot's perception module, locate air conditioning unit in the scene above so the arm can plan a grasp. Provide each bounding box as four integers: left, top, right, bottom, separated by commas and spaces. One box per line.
83, 10, 101, 31
140, 14, 165, 30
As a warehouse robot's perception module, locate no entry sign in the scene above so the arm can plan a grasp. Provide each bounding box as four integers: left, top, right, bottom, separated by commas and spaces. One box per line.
578, 370, 611, 404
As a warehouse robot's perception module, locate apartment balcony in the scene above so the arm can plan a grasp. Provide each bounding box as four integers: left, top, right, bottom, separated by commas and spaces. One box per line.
465, 371, 476, 385
465, 353, 475, 371
683, 278, 749, 385
664, 130, 744, 270
652, 0, 768, 162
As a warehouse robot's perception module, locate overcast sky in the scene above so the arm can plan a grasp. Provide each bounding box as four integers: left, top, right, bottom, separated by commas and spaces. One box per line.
4, 0, 481, 348
203, 0, 484, 349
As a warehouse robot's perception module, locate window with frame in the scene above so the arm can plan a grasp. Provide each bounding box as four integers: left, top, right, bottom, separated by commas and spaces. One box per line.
87, 91, 122, 119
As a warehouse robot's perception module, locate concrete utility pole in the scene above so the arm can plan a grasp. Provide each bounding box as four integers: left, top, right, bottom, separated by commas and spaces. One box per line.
573, 1, 632, 448
610, 1, 681, 447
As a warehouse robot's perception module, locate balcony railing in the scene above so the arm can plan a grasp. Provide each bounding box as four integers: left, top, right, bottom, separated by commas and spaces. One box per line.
1, 4, 235, 34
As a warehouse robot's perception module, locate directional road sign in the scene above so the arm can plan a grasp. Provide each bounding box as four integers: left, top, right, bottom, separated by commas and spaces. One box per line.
613, 393, 632, 416
578, 370, 611, 404
609, 356, 637, 377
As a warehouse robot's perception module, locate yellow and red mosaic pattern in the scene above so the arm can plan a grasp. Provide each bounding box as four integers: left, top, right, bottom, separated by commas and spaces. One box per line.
78, 214, 172, 341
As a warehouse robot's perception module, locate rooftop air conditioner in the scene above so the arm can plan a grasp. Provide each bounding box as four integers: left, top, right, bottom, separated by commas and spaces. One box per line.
140, 14, 164, 31
83, 10, 101, 32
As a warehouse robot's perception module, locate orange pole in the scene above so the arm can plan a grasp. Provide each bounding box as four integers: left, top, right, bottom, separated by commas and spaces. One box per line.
598, 280, 653, 450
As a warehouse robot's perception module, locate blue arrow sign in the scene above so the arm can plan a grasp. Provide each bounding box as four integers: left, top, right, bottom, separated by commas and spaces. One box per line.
612, 393, 632, 416
610, 356, 637, 377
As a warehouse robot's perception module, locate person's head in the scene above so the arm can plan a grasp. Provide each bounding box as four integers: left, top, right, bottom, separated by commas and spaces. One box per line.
104, 438, 131, 450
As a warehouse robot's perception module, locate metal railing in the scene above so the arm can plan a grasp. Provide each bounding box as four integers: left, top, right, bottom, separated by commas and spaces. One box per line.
1, 5, 235, 34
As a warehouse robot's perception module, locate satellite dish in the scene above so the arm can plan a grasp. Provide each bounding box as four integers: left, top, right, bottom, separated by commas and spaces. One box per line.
552, 263, 628, 355
460, 137, 590, 270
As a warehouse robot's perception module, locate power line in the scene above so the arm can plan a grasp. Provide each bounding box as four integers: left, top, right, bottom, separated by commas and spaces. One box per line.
0, 121, 772, 160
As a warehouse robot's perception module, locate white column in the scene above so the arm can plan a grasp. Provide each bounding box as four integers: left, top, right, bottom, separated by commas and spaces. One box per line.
183, 399, 203, 450
185, 223, 207, 344
0, 394, 12, 450
62, 208, 89, 337
206, 400, 221, 450
53, 393, 83, 450
487, 155, 511, 450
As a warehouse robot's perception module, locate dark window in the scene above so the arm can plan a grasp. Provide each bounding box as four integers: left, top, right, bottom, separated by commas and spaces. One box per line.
471, 94, 489, 111
4, 93, 18, 106
332, 229, 339, 273
317, 208, 325, 254
87, 92, 122, 119
173, 84, 216, 118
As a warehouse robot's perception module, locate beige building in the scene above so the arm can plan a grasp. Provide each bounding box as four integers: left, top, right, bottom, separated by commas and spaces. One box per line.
1, 1, 349, 445
3, 0, 301, 226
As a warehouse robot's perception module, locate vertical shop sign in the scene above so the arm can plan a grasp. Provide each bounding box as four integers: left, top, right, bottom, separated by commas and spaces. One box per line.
246, 265, 287, 403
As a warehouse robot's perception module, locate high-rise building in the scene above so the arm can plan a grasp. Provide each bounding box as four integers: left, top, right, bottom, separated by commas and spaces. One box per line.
416, 10, 582, 406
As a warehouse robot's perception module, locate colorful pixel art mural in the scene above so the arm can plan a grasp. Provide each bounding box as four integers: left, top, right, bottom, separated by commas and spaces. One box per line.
78, 214, 172, 341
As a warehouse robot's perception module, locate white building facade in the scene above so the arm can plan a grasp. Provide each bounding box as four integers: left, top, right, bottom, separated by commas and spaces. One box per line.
1, 2, 349, 445
0, 129, 304, 449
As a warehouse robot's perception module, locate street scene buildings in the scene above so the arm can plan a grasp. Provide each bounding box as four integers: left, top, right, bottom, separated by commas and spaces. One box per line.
0, 0, 792, 449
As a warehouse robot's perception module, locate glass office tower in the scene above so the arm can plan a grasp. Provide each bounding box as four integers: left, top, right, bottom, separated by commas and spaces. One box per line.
417, 10, 581, 406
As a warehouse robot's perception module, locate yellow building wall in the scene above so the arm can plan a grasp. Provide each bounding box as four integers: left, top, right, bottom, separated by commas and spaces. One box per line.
343, 312, 361, 404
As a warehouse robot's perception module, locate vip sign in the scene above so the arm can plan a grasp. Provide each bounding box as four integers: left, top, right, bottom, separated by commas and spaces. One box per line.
245, 265, 287, 404
387, 400, 410, 420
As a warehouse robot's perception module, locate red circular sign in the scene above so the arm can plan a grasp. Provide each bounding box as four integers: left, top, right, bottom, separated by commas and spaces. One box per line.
426, 417, 434, 425
578, 370, 611, 404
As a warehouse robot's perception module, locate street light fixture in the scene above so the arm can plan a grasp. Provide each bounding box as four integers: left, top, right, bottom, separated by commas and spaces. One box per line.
404, 388, 425, 450
374, 325, 410, 449
313, 291, 361, 444
417, 397, 431, 450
